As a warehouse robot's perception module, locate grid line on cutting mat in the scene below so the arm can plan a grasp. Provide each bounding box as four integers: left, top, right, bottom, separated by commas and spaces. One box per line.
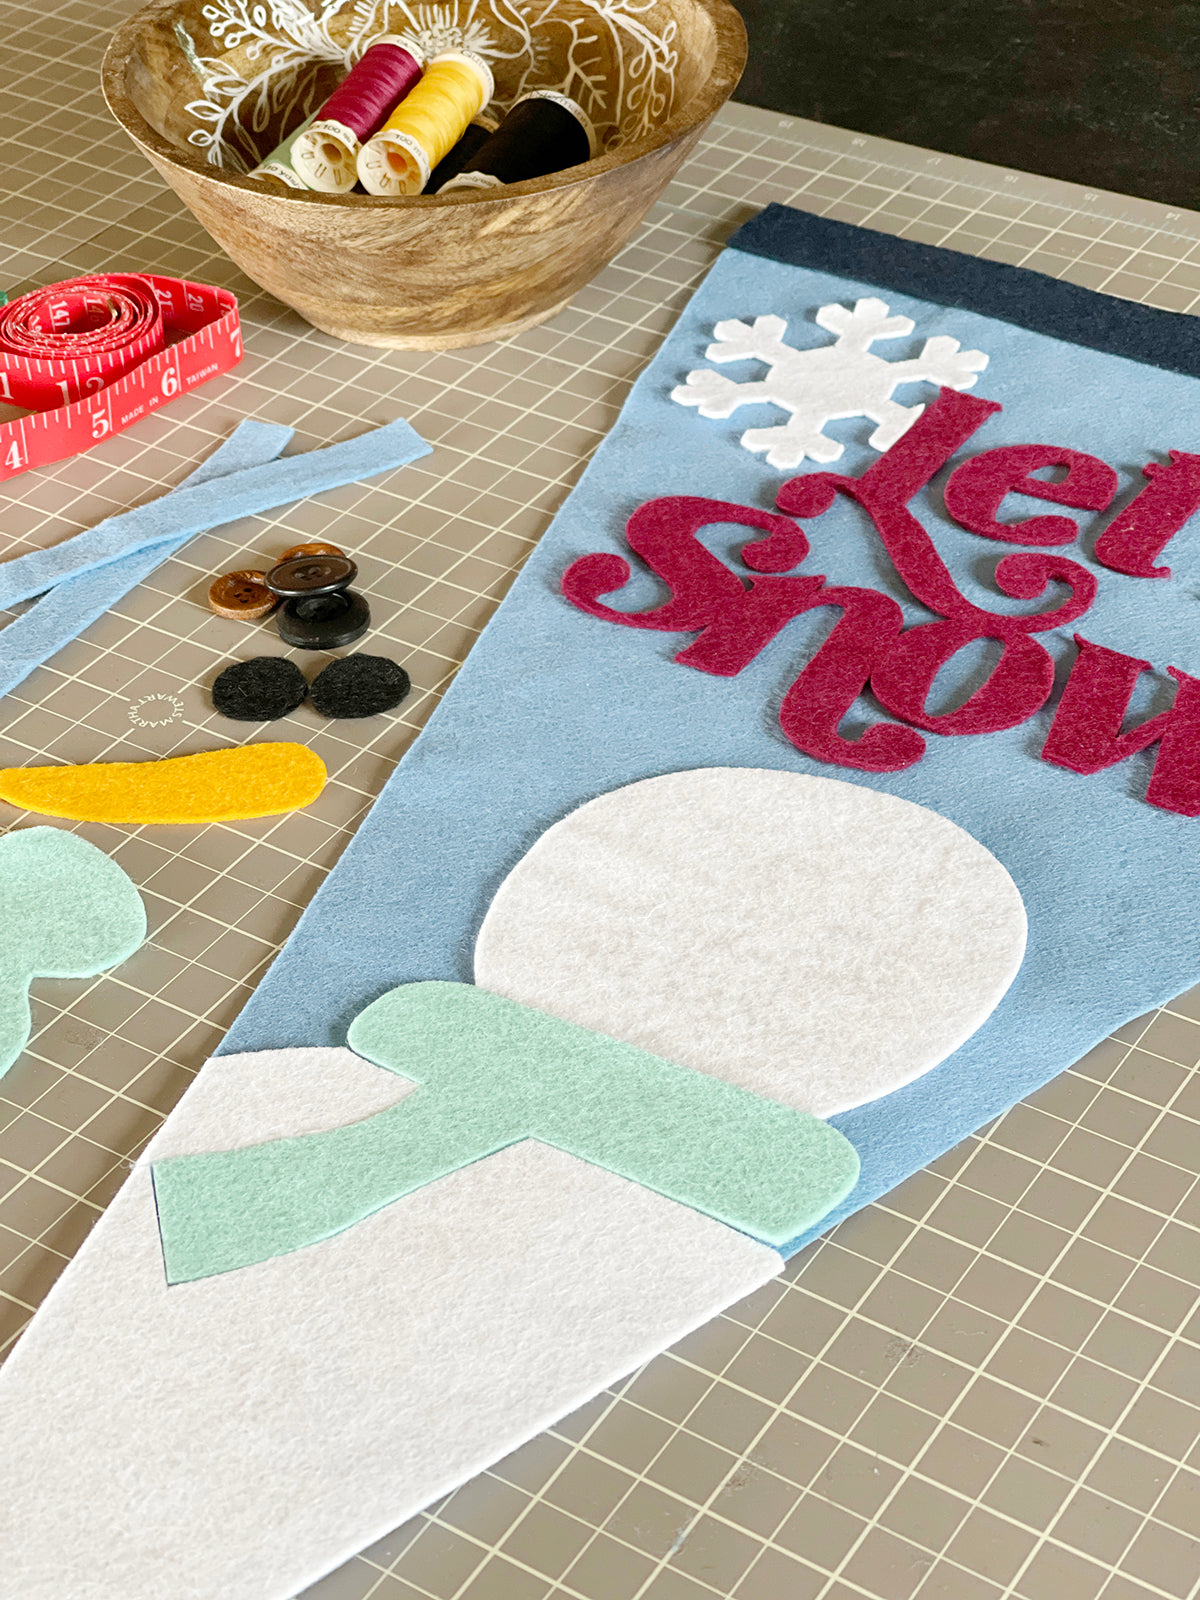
2, 5, 1200, 1599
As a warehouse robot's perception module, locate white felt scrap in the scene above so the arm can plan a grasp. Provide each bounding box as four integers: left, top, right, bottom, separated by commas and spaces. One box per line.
0, 1047, 779, 1600
474, 768, 1027, 1118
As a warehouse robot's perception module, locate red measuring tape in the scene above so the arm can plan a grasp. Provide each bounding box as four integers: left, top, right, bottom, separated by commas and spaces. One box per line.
0, 274, 242, 483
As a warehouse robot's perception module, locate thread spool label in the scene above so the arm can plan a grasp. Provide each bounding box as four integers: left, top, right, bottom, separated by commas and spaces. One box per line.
251, 112, 317, 190
293, 121, 362, 193
359, 130, 432, 196
306, 118, 363, 156
256, 162, 308, 190
440, 171, 504, 193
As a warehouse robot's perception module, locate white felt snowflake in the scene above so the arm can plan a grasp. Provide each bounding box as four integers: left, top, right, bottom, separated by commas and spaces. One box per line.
670, 298, 989, 469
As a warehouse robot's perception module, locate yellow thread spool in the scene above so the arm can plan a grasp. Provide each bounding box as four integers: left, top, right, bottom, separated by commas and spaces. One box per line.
357, 51, 494, 197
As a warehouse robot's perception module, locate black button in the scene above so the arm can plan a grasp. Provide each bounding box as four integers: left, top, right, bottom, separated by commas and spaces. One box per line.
265, 554, 357, 599
265, 554, 371, 650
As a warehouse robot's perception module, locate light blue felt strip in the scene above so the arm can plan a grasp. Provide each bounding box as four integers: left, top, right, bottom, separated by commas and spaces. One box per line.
0, 420, 293, 701
0, 416, 432, 608
0, 826, 145, 1083
151, 981, 860, 1282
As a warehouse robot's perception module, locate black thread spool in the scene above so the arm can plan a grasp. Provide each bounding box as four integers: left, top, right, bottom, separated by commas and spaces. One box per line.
425, 114, 499, 192
264, 553, 370, 650
439, 91, 595, 193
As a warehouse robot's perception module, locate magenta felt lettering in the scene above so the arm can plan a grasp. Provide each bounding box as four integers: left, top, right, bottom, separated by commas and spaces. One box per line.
560, 496, 823, 676
944, 444, 1118, 545
872, 622, 1055, 736
1042, 635, 1200, 815
778, 586, 924, 772
557, 389, 1200, 811
1093, 451, 1200, 579
776, 390, 1096, 636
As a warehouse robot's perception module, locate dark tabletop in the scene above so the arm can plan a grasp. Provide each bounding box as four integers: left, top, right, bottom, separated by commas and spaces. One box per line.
734, 0, 1200, 208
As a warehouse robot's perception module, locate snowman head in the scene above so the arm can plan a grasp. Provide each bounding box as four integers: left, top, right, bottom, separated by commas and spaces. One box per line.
474, 768, 1027, 1119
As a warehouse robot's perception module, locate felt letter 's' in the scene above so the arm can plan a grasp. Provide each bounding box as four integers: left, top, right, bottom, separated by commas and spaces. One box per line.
943, 445, 1119, 545
1092, 451, 1200, 578
1041, 635, 1200, 815
561, 497, 823, 675
151, 982, 860, 1281
777, 586, 925, 770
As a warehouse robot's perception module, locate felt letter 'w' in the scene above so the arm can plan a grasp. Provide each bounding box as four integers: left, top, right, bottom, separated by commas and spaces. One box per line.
1042, 635, 1200, 815
151, 983, 860, 1283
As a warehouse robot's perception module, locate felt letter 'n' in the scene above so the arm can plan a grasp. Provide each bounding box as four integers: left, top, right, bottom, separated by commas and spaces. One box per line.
1042, 635, 1200, 815
561, 497, 824, 675
777, 586, 926, 771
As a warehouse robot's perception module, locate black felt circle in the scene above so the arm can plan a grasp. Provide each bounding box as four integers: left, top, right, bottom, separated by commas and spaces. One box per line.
309, 654, 411, 719
212, 657, 308, 721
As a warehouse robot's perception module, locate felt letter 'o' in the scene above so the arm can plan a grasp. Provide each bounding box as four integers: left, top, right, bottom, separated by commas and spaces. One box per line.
871, 620, 1056, 736
944, 445, 1118, 546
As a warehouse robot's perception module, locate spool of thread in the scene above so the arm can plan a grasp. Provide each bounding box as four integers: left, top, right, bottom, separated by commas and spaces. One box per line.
250, 113, 317, 189
292, 36, 425, 194
440, 91, 595, 194
357, 51, 494, 198
424, 113, 499, 193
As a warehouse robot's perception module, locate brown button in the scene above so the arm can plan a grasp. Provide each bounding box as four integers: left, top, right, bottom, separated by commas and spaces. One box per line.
208, 570, 278, 620
278, 541, 346, 562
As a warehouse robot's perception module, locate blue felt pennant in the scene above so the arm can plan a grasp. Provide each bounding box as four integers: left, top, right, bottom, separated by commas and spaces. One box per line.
215, 206, 1200, 1256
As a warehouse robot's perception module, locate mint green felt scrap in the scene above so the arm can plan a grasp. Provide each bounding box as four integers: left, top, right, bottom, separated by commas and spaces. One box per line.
152, 981, 860, 1283
0, 826, 146, 1081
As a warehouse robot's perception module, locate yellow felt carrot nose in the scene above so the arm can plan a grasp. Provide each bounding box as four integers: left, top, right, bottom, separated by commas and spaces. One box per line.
0, 743, 325, 825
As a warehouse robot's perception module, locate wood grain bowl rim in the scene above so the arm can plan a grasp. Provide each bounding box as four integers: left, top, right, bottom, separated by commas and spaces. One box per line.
101, 0, 747, 210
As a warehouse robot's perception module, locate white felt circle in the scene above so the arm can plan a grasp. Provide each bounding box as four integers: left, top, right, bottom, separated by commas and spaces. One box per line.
474, 769, 1027, 1118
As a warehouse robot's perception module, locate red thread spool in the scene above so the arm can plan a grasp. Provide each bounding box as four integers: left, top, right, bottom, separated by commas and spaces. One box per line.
292, 36, 425, 193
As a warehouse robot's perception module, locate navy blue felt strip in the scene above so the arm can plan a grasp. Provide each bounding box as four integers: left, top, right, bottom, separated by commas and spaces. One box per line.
728, 204, 1200, 377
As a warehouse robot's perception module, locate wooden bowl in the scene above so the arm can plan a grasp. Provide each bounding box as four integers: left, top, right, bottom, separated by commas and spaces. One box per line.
102, 0, 746, 349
